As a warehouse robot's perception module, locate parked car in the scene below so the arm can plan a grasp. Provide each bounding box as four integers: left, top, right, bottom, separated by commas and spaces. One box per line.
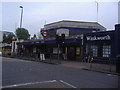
0, 51, 2, 56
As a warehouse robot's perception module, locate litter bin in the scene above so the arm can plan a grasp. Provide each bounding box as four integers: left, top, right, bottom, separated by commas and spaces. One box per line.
116, 55, 120, 73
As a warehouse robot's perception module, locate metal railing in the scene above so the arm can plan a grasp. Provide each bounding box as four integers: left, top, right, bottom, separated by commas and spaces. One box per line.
7, 52, 62, 64
89, 57, 118, 73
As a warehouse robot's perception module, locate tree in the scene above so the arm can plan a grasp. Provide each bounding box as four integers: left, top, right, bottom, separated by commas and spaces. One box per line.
3, 34, 7, 42
3, 34, 15, 43
16, 28, 30, 40
33, 34, 37, 39
31, 34, 37, 40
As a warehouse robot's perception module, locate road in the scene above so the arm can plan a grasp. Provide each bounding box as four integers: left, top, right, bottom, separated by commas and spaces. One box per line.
2, 57, 119, 88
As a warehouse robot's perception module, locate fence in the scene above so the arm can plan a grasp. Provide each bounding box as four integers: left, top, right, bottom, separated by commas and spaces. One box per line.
89, 57, 119, 74
4, 52, 62, 64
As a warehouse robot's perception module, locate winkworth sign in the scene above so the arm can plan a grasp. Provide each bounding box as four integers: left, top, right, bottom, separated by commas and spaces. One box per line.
86, 35, 111, 41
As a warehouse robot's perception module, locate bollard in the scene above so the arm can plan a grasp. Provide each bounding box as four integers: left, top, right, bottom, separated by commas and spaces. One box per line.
116, 55, 120, 73
50, 53, 52, 63
109, 58, 111, 72
90, 61, 92, 70
90, 57, 93, 70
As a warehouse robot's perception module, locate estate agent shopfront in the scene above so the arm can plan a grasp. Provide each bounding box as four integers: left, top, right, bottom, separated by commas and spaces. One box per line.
84, 31, 114, 58
83, 24, 120, 59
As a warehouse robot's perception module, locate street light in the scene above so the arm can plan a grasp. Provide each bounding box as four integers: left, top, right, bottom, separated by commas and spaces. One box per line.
19, 6, 23, 29
18, 6, 23, 52
95, 1, 98, 23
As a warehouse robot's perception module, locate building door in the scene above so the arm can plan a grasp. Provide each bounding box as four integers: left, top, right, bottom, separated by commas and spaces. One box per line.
67, 47, 76, 60
76, 47, 81, 60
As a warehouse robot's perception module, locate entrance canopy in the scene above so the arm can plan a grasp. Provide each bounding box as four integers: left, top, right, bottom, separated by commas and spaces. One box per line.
17, 38, 82, 45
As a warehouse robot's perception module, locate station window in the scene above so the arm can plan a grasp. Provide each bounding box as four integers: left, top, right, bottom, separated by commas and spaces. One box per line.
91, 45, 98, 57
103, 45, 111, 57
76, 47, 80, 55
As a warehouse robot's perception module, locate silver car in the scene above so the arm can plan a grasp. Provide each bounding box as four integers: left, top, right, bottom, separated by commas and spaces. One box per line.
0, 51, 2, 56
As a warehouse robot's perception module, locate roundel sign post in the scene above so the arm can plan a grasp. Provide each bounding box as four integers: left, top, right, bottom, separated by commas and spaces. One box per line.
41, 30, 48, 37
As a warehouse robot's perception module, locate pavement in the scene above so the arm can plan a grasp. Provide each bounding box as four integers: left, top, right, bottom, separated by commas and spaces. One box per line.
2, 57, 119, 88
61, 60, 118, 75
2, 55, 118, 75
24, 57, 118, 75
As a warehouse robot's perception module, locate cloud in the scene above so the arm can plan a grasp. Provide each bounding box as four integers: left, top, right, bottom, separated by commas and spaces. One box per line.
2, 1, 118, 36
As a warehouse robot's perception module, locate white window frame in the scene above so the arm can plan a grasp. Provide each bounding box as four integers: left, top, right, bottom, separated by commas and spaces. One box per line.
103, 45, 111, 57
91, 45, 98, 57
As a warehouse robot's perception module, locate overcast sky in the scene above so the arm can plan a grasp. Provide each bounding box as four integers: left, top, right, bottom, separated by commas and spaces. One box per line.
1, 0, 119, 36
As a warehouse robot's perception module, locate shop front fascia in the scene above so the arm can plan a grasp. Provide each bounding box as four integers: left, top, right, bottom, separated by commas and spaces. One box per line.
83, 31, 115, 59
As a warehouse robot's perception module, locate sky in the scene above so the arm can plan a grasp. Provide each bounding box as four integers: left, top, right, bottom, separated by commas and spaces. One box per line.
1, 0, 119, 37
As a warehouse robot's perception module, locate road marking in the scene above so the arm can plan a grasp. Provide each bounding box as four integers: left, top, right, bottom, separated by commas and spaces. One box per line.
59, 80, 77, 88
2, 80, 57, 88
107, 74, 116, 77
107, 74, 112, 76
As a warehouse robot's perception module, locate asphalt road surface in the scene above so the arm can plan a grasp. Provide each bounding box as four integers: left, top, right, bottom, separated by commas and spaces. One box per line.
2, 57, 119, 88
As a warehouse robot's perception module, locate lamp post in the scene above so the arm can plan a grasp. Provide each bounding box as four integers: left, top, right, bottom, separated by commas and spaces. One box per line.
95, 1, 98, 23
18, 6, 23, 56
95, 1, 99, 32
19, 6, 23, 29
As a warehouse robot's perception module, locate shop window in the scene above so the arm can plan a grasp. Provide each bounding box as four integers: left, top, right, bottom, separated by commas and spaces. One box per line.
103, 45, 111, 57
53, 48, 58, 54
91, 45, 98, 57
53, 47, 62, 54
47, 48, 51, 53
76, 47, 80, 55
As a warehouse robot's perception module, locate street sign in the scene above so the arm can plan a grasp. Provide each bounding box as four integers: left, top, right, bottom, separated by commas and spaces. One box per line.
41, 30, 48, 37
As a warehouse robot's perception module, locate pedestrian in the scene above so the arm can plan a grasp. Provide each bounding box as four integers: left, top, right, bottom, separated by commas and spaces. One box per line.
42, 53, 45, 61
40, 52, 45, 61
62, 53, 67, 60
90, 57, 94, 62
87, 53, 91, 63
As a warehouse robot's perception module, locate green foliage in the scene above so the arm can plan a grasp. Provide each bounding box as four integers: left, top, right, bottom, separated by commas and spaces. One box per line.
16, 28, 30, 40
7, 34, 15, 39
3, 34, 7, 40
3, 34, 15, 43
31, 34, 37, 40
33, 34, 36, 38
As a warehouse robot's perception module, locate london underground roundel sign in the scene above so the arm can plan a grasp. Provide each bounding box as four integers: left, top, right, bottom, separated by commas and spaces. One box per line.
41, 30, 48, 37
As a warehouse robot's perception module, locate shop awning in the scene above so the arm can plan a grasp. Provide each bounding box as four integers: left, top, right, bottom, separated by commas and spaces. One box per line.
17, 38, 82, 45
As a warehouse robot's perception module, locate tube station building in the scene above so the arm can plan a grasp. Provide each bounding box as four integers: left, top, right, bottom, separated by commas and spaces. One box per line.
16, 20, 120, 62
